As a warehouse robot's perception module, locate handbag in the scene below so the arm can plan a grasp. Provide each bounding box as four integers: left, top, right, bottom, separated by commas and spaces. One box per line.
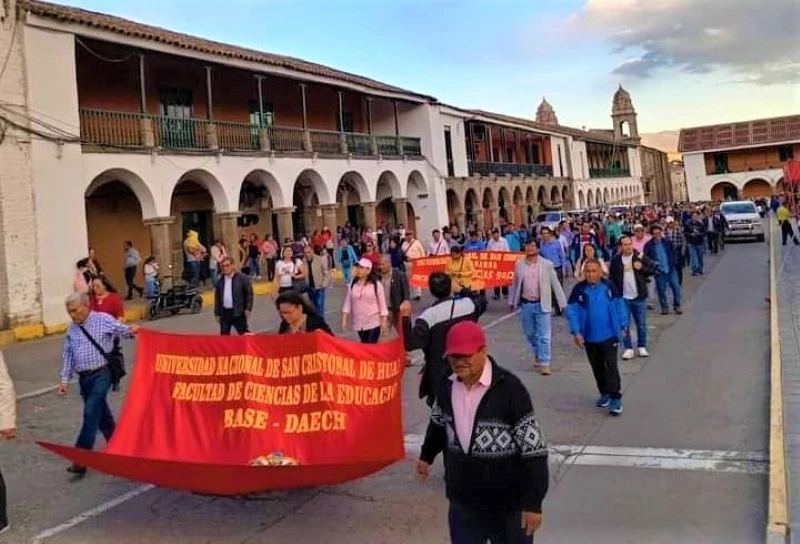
78, 325, 127, 389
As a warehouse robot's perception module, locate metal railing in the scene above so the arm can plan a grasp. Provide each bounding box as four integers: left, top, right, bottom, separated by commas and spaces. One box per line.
79, 109, 143, 147
468, 161, 553, 177
78, 109, 424, 158
589, 167, 631, 178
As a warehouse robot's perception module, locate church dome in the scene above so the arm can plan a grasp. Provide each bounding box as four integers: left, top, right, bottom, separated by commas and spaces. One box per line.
612, 85, 635, 114
536, 97, 558, 126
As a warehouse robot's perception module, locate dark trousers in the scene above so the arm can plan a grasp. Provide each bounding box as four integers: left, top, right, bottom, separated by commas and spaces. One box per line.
266, 257, 276, 282
124, 265, 142, 299
219, 308, 249, 335
357, 327, 381, 344
0, 465, 6, 527
448, 502, 533, 544
493, 286, 509, 299
585, 338, 621, 400
552, 267, 564, 315
781, 221, 799, 245
707, 232, 720, 254
676, 249, 685, 285
76, 367, 115, 451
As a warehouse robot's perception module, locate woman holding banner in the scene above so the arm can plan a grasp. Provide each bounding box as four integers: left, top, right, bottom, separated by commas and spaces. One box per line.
276, 292, 333, 335
342, 258, 389, 344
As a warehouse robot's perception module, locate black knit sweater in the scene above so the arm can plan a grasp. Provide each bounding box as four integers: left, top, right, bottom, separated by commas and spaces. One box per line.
419, 358, 549, 513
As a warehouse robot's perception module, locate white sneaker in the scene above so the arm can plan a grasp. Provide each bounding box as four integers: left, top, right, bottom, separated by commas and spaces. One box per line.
0, 524, 10, 535
622, 349, 635, 360
638, 347, 650, 357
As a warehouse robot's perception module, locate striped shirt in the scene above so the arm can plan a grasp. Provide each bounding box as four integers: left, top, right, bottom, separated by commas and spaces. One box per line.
60, 312, 133, 383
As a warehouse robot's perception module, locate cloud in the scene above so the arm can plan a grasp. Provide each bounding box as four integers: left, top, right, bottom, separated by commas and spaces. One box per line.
571, 0, 800, 85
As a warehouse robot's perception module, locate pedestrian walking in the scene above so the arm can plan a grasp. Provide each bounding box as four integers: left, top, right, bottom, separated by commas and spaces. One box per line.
122, 241, 143, 300
276, 292, 333, 335
663, 217, 686, 285
567, 259, 629, 415
416, 320, 548, 543
401, 231, 426, 300
342, 258, 389, 344
487, 229, 511, 300
643, 225, 683, 315
379, 255, 410, 336
58, 292, 139, 476
0, 350, 16, 535
609, 236, 657, 360
402, 272, 479, 406
302, 245, 331, 315
509, 239, 567, 375
538, 226, 567, 316
213, 257, 253, 335
684, 213, 707, 275
777, 202, 800, 246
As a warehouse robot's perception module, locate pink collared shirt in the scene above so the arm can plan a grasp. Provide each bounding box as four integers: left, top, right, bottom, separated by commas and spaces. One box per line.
450, 359, 492, 451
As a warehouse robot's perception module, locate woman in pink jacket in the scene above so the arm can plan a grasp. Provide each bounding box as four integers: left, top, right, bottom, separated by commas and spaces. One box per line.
341, 258, 389, 344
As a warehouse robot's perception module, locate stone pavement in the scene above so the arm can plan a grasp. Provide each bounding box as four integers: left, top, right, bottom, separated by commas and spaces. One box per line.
1, 242, 772, 544
777, 228, 800, 543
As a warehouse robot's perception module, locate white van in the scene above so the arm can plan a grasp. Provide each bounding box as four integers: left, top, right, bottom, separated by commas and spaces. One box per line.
720, 200, 764, 242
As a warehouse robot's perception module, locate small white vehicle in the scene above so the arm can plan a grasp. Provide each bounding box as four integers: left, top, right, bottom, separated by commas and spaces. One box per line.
720, 200, 764, 243
535, 211, 567, 232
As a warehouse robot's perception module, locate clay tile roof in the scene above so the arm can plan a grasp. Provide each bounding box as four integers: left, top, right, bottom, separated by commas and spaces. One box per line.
19, 0, 436, 101
678, 114, 800, 153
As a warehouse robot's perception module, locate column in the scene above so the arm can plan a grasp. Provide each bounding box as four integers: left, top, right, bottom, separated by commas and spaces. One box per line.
215, 212, 241, 266
137, 54, 155, 147
321, 204, 339, 231
144, 217, 175, 285
361, 201, 378, 230
300, 84, 312, 152
337, 91, 348, 154
487, 125, 494, 163
274, 206, 295, 242
204, 66, 218, 150
393, 198, 409, 228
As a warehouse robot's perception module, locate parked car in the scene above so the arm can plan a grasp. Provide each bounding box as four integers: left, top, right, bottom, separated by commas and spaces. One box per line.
720, 200, 765, 242
535, 211, 567, 232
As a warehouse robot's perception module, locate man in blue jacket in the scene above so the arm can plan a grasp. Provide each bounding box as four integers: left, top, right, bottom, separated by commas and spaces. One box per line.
643, 224, 682, 315
566, 260, 630, 416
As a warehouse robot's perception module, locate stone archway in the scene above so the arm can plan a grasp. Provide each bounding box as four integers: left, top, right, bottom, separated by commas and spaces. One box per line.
578, 190, 585, 209
512, 186, 524, 226
561, 186, 569, 208
376, 171, 403, 231
447, 189, 463, 229
498, 186, 512, 224
742, 178, 772, 199
482, 187, 497, 230
336, 171, 370, 230
405, 170, 427, 234
85, 169, 156, 292
587, 190, 595, 208
594, 188, 602, 207
603, 188, 610, 204
537, 186, 546, 211
710, 181, 738, 202
293, 169, 331, 237
550, 186, 560, 206
239, 170, 284, 241
465, 188, 480, 230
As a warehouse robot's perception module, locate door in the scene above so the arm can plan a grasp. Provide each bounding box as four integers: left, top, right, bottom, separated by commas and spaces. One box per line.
181, 211, 213, 282
159, 89, 195, 148
444, 126, 455, 177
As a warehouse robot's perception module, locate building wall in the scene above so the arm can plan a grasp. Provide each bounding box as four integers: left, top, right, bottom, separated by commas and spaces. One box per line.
701, 143, 799, 175
569, 140, 590, 180
550, 137, 568, 178
684, 152, 783, 201
0, 1, 43, 328
573, 177, 644, 209
438, 110, 469, 177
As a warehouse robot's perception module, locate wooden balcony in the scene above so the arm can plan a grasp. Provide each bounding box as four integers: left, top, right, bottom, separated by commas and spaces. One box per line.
79, 109, 423, 158
467, 161, 553, 177
589, 167, 631, 179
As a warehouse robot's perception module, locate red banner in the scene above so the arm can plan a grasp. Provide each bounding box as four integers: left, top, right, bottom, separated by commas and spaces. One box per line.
39, 329, 406, 494
784, 160, 800, 187
409, 251, 524, 290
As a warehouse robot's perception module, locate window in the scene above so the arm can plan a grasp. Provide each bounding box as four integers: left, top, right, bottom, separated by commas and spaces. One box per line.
779, 145, 795, 162
249, 100, 274, 126
337, 112, 354, 133
713, 153, 729, 174
472, 124, 486, 141
159, 88, 193, 118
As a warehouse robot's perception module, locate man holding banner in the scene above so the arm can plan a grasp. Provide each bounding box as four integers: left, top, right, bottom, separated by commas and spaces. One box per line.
487, 229, 511, 301
509, 239, 567, 376
417, 320, 548, 543
401, 231, 426, 300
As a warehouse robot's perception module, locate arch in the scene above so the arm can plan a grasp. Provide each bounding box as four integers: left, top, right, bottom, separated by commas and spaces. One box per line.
376, 170, 402, 201
511, 186, 525, 225
603, 188, 610, 204
337, 171, 370, 205
482, 187, 496, 209
578, 190, 585, 209
587, 190, 595, 208
292, 169, 331, 235
537, 186, 546, 204
85, 170, 153, 292
594, 188, 602, 207
447, 189, 463, 227
241, 169, 285, 209
710, 181, 738, 201
498, 186, 512, 222
513, 186, 524, 205
525, 186, 535, 205
85, 168, 158, 219
407, 170, 428, 196
239, 170, 284, 238
550, 186, 559, 205
742, 178, 772, 199
465, 188, 480, 227
561, 186, 569, 206
172, 169, 230, 213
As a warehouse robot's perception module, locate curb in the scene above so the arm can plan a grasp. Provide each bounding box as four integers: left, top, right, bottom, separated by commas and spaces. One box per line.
767, 216, 790, 543
0, 279, 281, 348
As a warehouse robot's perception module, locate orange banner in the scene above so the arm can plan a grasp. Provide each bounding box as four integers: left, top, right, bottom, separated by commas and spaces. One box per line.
409, 251, 524, 290
39, 329, 406, 495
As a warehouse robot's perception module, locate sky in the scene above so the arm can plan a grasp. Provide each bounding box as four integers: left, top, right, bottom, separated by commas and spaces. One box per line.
64, 0, 799, 135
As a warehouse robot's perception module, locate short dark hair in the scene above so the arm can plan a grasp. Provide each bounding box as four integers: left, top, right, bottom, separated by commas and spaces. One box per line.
428, 272, 452, 299
583, 258, 603, 268
275, 291, 317, 315
650, 225, 663, 234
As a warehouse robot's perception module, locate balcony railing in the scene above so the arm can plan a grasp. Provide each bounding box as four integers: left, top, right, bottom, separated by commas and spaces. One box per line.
589, 167, 631, 178
468, 161, 553, 177
78, 109, 423, 158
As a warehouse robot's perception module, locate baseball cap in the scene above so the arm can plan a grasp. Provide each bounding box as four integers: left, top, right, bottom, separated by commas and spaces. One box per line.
444, 321, 486, 357
355, 258, 373, 271
634, 223, 644, 231
665, 216, 675, 224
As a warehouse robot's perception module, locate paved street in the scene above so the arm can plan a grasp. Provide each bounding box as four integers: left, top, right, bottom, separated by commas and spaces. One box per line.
3, 241, 771, 543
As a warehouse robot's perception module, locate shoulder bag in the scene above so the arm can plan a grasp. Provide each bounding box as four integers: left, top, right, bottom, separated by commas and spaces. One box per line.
78, 325, 127, 389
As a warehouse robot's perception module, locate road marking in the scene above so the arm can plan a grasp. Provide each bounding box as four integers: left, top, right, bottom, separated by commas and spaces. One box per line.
31, 307, 519, 540
404, 434, 767, 475
31, 484, 154, 544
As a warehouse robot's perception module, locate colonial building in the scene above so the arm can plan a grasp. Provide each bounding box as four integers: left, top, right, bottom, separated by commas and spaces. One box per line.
0, 0, 665, 332
679, 115, 800, 201
670, 160, 689, 202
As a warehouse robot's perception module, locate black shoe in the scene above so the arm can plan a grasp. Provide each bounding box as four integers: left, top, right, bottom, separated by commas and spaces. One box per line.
674, 307, 683, 315
660, 310, 669, 315
67, 464, 87, 476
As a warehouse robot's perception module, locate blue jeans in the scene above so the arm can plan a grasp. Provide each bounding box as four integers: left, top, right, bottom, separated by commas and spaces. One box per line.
75, 368, 116, 451
309, 288, 326, 315
688, 244, 704, 274
248, 256, 260, 276
655, 269, 682, 311
187, 260, 201, 285
145, 276, 158, 298
622, 298, 647, 349
520, 302, 552, 365
448, 502, 533, 544
210, 267, 221, 287
342, 266, 353, 285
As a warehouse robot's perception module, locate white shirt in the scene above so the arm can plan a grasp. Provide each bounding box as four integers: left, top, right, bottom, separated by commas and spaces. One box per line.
620, 255, 638, 300
486, 237, 510, 251
429, 238, 450, 255
276, 259, 301, 288
222, 275, 234, 309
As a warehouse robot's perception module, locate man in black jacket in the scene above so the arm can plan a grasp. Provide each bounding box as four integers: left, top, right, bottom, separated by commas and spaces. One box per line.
213, 257, 253, 335
416, 320, 548, 543
379, 255, 410, 334
401, 272, 478, 407
609, 236, 657, 360
684, 212, 707, 275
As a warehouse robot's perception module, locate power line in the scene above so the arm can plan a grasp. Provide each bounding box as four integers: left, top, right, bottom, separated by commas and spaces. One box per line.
0, 17, 18, 84
75, 37, 137, 64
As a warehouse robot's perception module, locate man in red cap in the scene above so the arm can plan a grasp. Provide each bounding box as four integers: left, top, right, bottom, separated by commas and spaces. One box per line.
416, 321, 548, 543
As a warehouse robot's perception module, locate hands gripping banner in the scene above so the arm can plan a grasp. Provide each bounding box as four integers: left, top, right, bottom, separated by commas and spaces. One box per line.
39, 329, 406, 494
409, 251, 524, 290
